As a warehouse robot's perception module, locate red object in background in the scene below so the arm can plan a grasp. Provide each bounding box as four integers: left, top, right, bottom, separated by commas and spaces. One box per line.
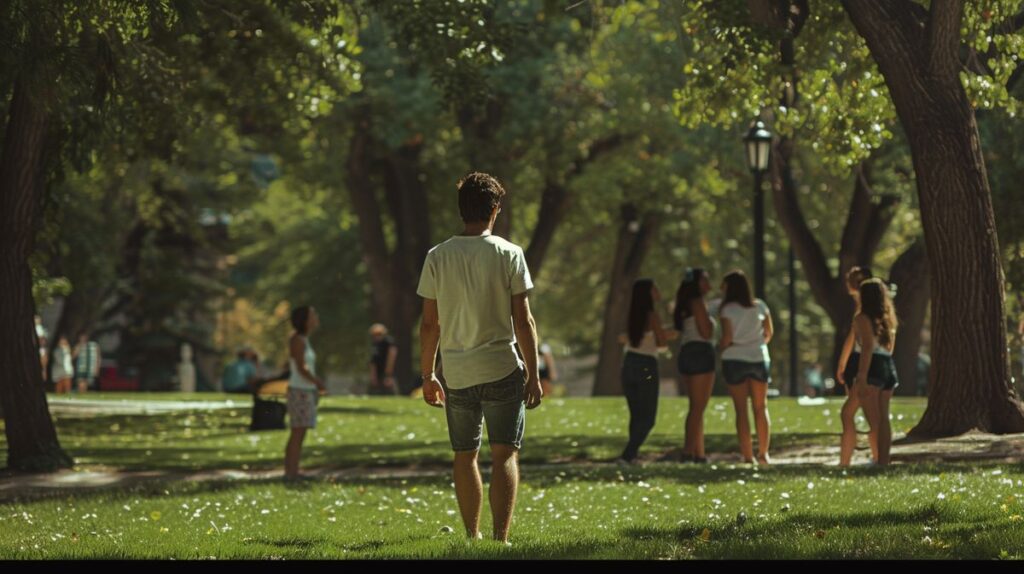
98, 364, 140, 391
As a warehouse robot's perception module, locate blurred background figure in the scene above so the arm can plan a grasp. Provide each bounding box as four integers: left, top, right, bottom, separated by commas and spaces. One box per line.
538, 342, 558, 396
51, 336, 74, 394
803, 362, 824, 398
221, 346, 258, 394
368, 323, 398, 396
35, 315, 48, 381
73, 333, 101, 393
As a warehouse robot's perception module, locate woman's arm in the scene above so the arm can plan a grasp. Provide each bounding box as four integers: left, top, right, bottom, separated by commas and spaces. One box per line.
693, 299, 714, 340
650, 311, 677, 347
719, 316, 734, 351
853, 314, 874, 386
836, 328, 856, 386
762, 312, 774, 344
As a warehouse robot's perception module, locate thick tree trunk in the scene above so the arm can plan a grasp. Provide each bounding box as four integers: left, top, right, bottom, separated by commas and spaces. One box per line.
890, 239, 929, 397
592, 205, 661, 396
844, 0, 1024, 435
346, 119, 432, 392
0, 77, 73, 471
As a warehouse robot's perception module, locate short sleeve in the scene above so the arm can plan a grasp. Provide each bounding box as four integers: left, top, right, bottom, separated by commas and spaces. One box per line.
757, 299, 771, 319
510, 247, 534, 296
416, 252, 437, 299
540, 343, 552, 355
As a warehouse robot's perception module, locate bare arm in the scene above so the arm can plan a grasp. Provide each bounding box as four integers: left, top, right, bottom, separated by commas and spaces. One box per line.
719, 316, 734, 351
837, 327, 856, 385
512, 292, 542, 409
762, 313, 774, 345
693, 299, 714, 340
649, 311, 677, 347
420, 298, 444, 407
385, 345, 398, 378
854, 314, 874, 385
290, 336, 323, 389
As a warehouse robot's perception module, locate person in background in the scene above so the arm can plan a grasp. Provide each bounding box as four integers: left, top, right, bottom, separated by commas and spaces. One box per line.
537, 342, 558, 396
52, 336, 74, 394
673, 267, 716, 464
222, 347, 258, 394
35, 315, 48, 381
718, 270, 773, 466
368, 323, 398, 396
73, 332, 101, 393
284, 306, 326, 482
804, 362, 825, 398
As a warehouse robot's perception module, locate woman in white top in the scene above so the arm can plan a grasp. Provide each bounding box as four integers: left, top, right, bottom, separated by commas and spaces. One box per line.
673, 267, 716, 463
284, 305, 325, 482
718, 270, 773, 465
852, 279, 899, 465
51, 336, 74, 394
619, 278, 677, 463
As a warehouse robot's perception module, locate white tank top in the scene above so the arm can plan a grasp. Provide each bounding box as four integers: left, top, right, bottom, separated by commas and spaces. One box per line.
855, 334, 893, 356
626, 331, 659, 357
680, 315, 716, 345
289, 336, 318, 390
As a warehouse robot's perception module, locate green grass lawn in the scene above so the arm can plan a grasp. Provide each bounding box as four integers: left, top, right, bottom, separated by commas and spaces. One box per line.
4, 395, 1022, 559
3, 394, 926, 471
0, 463, 1021, 558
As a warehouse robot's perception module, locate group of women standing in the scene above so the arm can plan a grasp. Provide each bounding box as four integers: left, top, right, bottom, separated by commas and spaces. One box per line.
619, 266, 899, 467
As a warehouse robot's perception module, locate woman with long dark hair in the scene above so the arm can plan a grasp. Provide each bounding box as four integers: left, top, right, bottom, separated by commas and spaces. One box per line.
284, 305, 326, 481
837, 266, 880, 466
853, 279, 899, 465
717, 270, 773, 465
673, 267, 716, 463
619, 278, 676, 463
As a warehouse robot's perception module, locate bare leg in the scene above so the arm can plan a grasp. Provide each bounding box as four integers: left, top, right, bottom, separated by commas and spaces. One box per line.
877, 390, 894, 465
284, 427, 307, 478
453, 450, 483, 539
727, 383, 753, 462
750, 380, 771, 464
859, 384, 883, 464
839, 391, 860, 466
684, 373, 714, 458
489, 444, 519, 543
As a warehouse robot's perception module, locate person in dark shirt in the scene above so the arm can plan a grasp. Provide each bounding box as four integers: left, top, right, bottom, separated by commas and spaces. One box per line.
368, 323, 398, 395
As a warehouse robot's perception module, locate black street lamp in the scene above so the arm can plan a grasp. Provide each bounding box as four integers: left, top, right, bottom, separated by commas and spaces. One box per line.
743, 120, 772, 300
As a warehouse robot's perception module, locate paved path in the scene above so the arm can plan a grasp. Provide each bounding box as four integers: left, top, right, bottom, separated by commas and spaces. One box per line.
47, 398, 245, 416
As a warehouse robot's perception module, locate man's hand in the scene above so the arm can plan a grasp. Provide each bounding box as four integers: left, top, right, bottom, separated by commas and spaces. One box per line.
422, 374, 446, 408
524, 375, 543, 409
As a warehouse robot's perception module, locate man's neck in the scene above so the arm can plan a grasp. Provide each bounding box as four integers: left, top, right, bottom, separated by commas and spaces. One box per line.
461, 223, 493, 236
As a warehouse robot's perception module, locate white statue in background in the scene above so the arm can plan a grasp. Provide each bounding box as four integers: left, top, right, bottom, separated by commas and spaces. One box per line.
178, 342, 196, 393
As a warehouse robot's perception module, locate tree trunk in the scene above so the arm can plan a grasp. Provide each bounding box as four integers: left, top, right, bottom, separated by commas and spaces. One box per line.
843, 0, 1024, 435
891, 239, 930, 397
0, 77, 73, 471
592, 205, 662, 396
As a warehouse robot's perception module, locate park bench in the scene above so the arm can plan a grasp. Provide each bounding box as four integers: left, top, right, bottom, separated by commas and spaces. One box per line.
250, 378, 288, 431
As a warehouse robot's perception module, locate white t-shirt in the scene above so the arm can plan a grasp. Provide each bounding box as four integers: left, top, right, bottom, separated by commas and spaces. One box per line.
720, 299, 771, 363
417, 234, 533, 390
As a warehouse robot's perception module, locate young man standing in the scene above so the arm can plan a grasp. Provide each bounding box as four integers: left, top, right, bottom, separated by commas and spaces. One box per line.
417, 172, 543, 544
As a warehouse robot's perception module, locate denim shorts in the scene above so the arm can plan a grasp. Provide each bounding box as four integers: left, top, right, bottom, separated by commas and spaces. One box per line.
445, 368, 526, 452
721, 359, 771, 385
677, 341, 716, 375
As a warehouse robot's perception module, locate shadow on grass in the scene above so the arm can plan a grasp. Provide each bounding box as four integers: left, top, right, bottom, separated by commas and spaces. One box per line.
619, 503, 1014, 559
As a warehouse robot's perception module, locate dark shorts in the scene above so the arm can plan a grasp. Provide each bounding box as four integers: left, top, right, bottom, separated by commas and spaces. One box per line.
444, 368, 526, 452
865, 354, 899, 391
843, 352, 861, 386
538, 368, 551, 381
677, 342, 716, 376
722, 360, 771, 385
